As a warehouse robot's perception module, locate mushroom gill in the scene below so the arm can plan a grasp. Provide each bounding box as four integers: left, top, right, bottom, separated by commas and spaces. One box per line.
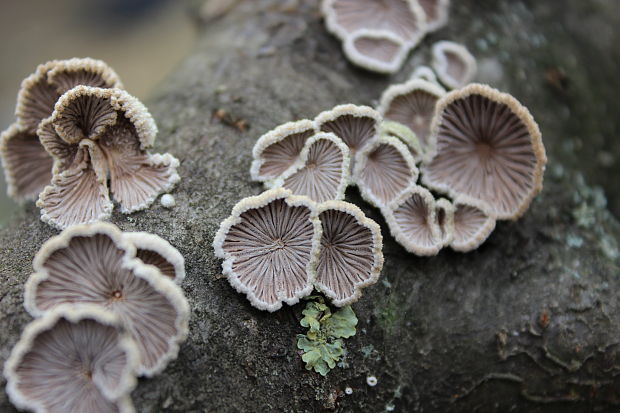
450, 197, 496, 252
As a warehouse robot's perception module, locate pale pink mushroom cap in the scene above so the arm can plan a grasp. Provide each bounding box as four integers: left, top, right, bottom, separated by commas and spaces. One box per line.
431, 41, 477, 89
378, 77, 446, 154
382, 185, 442, 256
24, 223, 190, 377
450, 196, 496, 252
354, 135, 419, 209
124, 232, 186, 284
422, 84, 547, 220
213, 188, 322, 312
4, 305, 138, 413
343, 29, 410, 74
416, 0, 450, 32
315, 201, 383, 306
250, 119, 316, 183
273, 133, 351, 203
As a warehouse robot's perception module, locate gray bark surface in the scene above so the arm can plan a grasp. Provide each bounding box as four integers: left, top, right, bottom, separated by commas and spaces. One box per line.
1, 0, 620, 411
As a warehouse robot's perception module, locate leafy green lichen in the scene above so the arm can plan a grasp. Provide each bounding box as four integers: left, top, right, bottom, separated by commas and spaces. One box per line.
296, 297, 358, 376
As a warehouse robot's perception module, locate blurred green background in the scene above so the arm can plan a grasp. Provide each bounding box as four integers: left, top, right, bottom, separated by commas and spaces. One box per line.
0, 0, 195, 226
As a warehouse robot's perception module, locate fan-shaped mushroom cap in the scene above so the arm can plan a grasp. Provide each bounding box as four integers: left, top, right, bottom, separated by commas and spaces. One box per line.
273, 133, 350, 203
410, 65, 440, 84
322, 0, 426, 46
431, 41, 477, 89
24, 223, 190, 376
421, 84, 547, 220
124, 232, 186, 284
0, 124, 54, 201
383, 185, 442, 256
378, 78, 446, 154
354, 135, 419, 209
450, 196, 496, 252
315, 104, 381, 172
315, 201, 383, 306
250, 119, 316, 183
416, 0, 450, 32
37, 140, 113, 230
435, 197, 455, 246
343, 29, 410, 74
213, 188, 322, 312
4, 305, 138, 413
15, 58, 123, 134
380, 121, 424, 161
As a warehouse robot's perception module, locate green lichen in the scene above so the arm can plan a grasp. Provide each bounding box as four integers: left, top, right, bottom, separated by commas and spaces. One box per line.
296, 297, 358, 376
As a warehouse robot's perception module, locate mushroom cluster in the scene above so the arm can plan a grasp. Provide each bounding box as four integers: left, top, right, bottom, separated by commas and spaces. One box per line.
0, 58, 180, 229
4, 223, 190, 412
213, 188, 383, 311
321, 0, 452, 73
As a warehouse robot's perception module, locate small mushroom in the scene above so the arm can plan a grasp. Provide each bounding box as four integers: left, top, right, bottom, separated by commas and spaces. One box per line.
15, 58, 123, 135
251, 119, 315, 183
378, 77, 446, 154
213, 188, 322, 312
416, 0, 450, 32
421, 83, 547, 220
24, 223, 190, 376
273, 133, 350, 203
315, 104, 381, 172
322, 0, 426, 46
343, 29, 410, 74
435, 197, 455, 246
353, 135, 419, 209
410, 65, 440, 84
383, 185, 442, 256
4, 304, 138, 413
315, 201, 383, 306
431, 41, 477, 89
36, 85, 180, 229
380, 121, 424, 161
0, 124, 55, 201
450, 196, 496, 252
124, 232, 186, 284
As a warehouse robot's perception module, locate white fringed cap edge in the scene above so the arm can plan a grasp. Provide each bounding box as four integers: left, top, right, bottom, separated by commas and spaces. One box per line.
124, 231, 186, 284
431, 41, 478, 90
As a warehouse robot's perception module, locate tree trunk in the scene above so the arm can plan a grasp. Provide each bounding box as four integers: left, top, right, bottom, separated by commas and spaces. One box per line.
2, 0, 620, 411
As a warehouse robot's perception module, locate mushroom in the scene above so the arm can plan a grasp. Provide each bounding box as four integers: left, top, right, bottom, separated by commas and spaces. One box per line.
353, 135, 419, 209
16, 58, 123, 135
382, 185, 442, 256
315, 201, 383, 306
250, 119, 316, 183
272, 133, 351, 203
431, 41, 477, 89
416, 0, 450, 32
213, 188, 322, 312
380, 121, 424, 161
4, 304, 138, 413
36, 85, 180, 229
315, 104, 381, 172
24, 223, 190, 376
322, 0, 426, 46
343, 29, 410, 74
378, 77, 446, 155
421, 83, 547, 220
410, 65, 440, 84
450, 196, 496, 252
435, 197, 455, 246
0, 124, 55, 201
0, 58, 123, 201
124, 232, 186, 284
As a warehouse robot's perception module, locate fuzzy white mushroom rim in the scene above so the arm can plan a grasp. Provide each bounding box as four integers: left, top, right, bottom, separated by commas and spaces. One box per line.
354, 135, 419, 209
380, 121, 424, 162
272, 132, 351, 203
36, 85, 180, 229
124, 232, 186, 284
315, 201, 383, 307
24, 223, 190, 377
0, 58, 123, 202
4, 305, 138, 413
421, 83, 547, 220
382, 185, 443, 256
431, 41, 477, 90
343, 29, 410, 75
213, 188, 322, 312
450, 196, 496, 253
250, 119, 316, 183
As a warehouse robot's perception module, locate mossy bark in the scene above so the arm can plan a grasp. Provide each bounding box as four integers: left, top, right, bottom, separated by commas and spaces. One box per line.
1, 0, 620, 411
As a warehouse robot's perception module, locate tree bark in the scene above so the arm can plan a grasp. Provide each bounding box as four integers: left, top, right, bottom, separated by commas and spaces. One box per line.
2, 0, 620, 411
